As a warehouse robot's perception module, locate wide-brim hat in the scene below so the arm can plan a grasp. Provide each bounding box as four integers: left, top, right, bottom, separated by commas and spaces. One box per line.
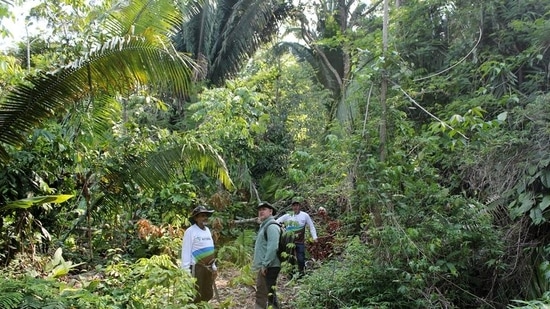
257, 201, 277, 215
190, 205, 215, 218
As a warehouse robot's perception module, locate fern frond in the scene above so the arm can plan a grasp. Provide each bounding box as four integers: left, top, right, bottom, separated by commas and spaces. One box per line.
0, 292, 23, 309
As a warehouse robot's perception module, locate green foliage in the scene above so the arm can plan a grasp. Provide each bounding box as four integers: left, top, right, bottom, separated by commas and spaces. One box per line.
228, 264, 256, 289
3, 0, 550, 308
289, 130, 352, 182
2, 195, 74, 212
527, 256, 550, 300
138, 179, 198, 224
291, 238, 384, 309
0, 0, 234, 267
187, 85, 269, 152
102, 254, 199, 308
186, 84, 270, 194
173, 0, 293, 85
0, 275, 117, 309
508, 291, 550, 309
0, 276, 58, 309
0, 54, 26, 92
0, 35, 195, 162
293, 189, 507, 308
328, 115, 511, 308
130, 220, 184, 259
128, 255, 197, 308
45, 248, 85, 278
0, 253, 200, 309
185, 76, 299, 201
217, 229, 255, 267
466, 95, 550, 226
0, 282, 23, 309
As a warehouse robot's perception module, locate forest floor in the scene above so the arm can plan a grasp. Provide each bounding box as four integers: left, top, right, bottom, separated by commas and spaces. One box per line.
213, 266, 301, 309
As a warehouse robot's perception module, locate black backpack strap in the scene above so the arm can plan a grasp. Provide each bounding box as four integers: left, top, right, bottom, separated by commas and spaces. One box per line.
264, 222, 280, 240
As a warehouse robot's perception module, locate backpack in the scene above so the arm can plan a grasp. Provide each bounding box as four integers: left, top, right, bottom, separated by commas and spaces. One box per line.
264, 222, 296, 262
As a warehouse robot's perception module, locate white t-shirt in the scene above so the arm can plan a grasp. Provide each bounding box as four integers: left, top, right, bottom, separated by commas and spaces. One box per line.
276, 211, 318, 243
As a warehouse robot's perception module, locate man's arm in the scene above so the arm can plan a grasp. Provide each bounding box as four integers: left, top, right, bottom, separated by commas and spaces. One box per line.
305, 213, 318, 240
181, 227, 194, 272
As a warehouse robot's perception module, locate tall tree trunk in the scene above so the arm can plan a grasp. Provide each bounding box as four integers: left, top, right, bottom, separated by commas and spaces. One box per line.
380, 0, 389, 163
370, 0, 390, 230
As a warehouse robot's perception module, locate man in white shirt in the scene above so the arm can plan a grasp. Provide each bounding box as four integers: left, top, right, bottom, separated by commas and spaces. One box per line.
181, 205, 218, 303
276, 198, 317, 278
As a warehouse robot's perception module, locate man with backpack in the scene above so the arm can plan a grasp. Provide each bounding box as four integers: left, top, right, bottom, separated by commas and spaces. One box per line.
276, 197, 318, 278
253, 201, 281, 309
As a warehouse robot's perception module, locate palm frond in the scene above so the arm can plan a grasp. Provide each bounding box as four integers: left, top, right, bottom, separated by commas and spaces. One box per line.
182, 142, 232, 188
210, 0, 291, 84
101, 0, 188, 39
103, 136, 233, 194
177, 0, 216, 56
84, 95, 122, 141
0, 36, 195, 162
175, 0, 293, 85
59, 94, 122, 147
175, 0, 217, 79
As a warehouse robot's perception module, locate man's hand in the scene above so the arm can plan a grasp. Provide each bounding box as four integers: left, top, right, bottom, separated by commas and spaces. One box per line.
212, 269, 218, 280
261, 268, 267, 276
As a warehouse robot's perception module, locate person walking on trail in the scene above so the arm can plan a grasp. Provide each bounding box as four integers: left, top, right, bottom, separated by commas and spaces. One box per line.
253, 201, 281, 309
276, 197, 318, 278
181, 205, 218, 303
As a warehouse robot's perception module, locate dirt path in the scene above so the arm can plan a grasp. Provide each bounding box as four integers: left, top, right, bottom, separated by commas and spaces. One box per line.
213, 267, 299, 309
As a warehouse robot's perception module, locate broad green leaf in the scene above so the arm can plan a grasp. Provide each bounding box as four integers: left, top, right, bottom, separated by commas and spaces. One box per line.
516, 193, 534, 215
497, 112, 507, 121
447, 262, 458, 277
528, 165, 538, 176
541, 170, 550, 188
540, 195, 550, 211
53, 248, 64, 266
530, 207, 544, 225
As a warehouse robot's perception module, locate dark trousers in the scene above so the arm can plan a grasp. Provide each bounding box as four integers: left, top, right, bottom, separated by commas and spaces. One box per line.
255, 267, 281, 309
192, 264, 213, 303
295, 243, 306, 276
